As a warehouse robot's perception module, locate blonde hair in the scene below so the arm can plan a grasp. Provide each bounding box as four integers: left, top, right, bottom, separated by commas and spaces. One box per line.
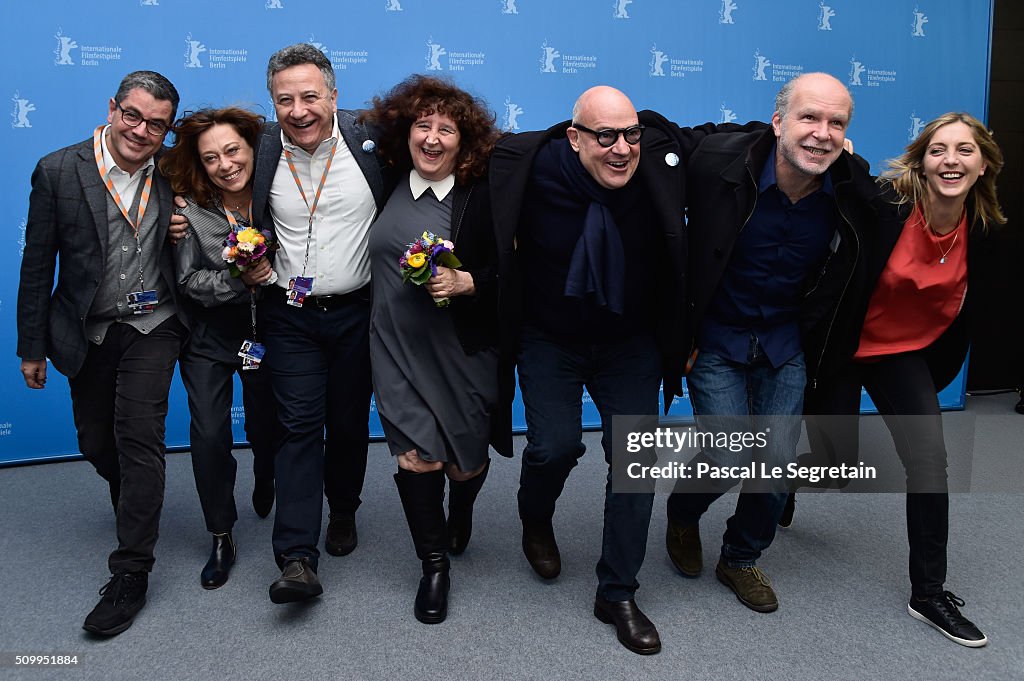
880, 112, 1006, 231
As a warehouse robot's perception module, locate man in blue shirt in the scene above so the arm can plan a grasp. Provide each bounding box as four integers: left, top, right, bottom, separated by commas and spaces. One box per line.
664, 72, 877, 612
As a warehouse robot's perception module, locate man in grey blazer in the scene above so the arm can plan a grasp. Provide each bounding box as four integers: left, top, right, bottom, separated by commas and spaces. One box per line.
17, 71, 187, 636
253, 44, 391, 603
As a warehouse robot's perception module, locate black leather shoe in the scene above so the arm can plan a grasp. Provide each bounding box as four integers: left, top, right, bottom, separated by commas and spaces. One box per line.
269, 557, 323, 604
415, 554, 451, 624
1016, 393, 1024, 415
778, 492, 796, 528
593, 596, 661, 655
200, 532, 236, 590
82, 572, 148, 636
252, 476, 274, 519
522, 519, 560, 579
325, 513, 357, 556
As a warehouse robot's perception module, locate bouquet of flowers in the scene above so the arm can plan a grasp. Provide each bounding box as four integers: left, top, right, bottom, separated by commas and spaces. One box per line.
223, 226, 278, 284
399, 230, 462, 307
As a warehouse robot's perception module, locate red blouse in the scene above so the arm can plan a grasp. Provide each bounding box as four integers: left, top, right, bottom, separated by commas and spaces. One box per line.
855, 204, 968, 359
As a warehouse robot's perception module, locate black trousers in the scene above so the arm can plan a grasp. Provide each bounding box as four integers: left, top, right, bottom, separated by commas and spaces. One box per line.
262, 288, 372, 569
179, 348, 282, 533
68, 316, 185, 574
806, 352, 949, 597
516, 328, 660, 601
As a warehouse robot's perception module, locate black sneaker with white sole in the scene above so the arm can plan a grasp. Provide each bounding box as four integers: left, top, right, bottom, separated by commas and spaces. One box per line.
907, 591, 987, 647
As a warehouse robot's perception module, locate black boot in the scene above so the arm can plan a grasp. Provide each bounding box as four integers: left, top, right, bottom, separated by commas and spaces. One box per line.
201, 532, 236, 589
252, 475, 274, 519
394, 468, 450, 624
447, 460, 489, 555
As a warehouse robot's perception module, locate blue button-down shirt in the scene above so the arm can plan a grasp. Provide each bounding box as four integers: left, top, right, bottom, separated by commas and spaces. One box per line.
698, 143, 837, 368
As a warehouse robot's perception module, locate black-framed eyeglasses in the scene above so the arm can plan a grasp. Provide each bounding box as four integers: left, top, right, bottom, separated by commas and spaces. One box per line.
571, 123, 644, 147
116, 103, 169, 136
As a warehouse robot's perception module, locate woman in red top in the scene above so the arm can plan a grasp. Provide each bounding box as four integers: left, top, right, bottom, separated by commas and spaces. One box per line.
798, 113, 1005, 647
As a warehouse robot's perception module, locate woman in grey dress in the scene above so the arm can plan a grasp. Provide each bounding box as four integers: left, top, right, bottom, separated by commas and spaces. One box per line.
160, 107, 282, 589
362, 76, 510, 624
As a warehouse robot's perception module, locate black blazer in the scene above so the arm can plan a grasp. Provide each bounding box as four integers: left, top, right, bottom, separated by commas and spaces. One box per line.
17, 139, 185, 378
448, 176, 512, 458
489, 112, 689, 405
681, 126, 879, 387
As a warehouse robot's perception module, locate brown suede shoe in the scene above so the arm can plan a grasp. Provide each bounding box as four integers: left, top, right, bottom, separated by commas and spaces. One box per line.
715, 559, 778, 613
666, 520, 702, 578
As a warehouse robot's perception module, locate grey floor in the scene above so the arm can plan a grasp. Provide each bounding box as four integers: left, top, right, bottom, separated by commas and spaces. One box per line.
1, 393, 1021, 681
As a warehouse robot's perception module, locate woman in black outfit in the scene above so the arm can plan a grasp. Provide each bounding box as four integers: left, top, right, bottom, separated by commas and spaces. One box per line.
361, 76, 511, 624
160, 107, 283, 589
799, 112, 1005, 647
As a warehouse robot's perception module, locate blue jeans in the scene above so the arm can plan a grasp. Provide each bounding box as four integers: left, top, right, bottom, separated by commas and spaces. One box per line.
517, 327, 660, 601
666, 339, 805, 567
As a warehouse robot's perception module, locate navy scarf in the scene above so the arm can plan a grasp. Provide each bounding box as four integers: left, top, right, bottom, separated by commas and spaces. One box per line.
531, 138, 627, 315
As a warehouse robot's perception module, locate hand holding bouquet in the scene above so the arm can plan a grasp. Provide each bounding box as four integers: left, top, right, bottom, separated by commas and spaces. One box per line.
399, 230, 462, 307
223, 226, 278, 285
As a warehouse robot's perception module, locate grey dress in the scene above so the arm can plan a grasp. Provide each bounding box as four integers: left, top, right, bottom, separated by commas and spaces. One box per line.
368, 177, 498, 470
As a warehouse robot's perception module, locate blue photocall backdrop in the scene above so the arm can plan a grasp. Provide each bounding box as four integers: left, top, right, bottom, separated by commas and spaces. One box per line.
0, 0, 990, 464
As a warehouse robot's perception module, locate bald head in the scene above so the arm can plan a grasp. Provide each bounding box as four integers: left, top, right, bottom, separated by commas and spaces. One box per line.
571, 86, 637, 125
775, 72, 852, 122
568, 86, 641, 189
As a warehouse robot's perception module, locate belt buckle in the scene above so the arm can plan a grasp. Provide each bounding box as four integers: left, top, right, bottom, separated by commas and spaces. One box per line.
313, 295, 334, 311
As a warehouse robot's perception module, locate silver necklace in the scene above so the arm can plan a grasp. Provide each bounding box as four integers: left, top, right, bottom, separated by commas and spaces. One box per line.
931, 228, 959, 264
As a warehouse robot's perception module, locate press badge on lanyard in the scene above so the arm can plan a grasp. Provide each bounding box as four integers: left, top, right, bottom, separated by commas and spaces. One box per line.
238, 339, 266, 370
93, 125, 159, 315
283, 141, 337, 308
223, 203, 267, 370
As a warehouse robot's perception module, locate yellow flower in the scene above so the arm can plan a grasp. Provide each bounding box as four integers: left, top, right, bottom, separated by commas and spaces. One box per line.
237, 228, 259, 244
407, 252, 426, 269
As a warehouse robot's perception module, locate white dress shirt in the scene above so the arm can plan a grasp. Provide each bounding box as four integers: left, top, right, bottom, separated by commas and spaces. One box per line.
269, 117, 377, 295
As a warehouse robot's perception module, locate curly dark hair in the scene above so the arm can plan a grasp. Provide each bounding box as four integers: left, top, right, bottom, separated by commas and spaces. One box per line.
361, 75, 498, 185
159, 107, 264, 209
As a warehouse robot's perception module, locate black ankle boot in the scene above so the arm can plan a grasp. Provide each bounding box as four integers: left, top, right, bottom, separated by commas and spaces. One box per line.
447, 460, 490, 555
201, 532, 236, 590
394, 468, 450, 624
252, 475, 274, 519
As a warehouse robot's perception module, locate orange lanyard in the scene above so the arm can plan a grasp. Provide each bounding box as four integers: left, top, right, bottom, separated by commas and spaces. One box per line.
223, 200, 258, 337
94, 125, 152, 290
284, 141, 337, 277
93, 125, 152, 233
222, 200, 253, 229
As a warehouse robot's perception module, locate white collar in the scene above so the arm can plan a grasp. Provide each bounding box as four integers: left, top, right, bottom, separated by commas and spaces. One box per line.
280, 115, 340, 154
101, 124, 155, 177
408, 169, 455, 201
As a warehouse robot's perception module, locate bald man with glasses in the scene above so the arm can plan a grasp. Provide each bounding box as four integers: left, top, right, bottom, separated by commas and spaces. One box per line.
489, 85, 743, 654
